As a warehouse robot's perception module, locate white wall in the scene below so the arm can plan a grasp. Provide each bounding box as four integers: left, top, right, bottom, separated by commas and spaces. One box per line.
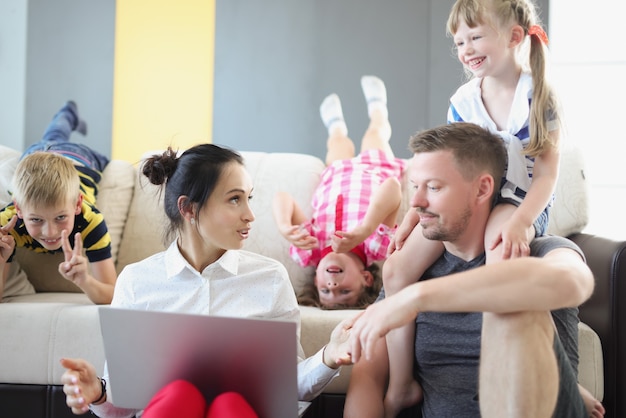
550, 0, 626, 240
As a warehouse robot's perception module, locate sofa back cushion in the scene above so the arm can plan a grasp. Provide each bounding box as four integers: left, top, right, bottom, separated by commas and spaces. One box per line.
545, 144, 590, 237
242, 152, 326, 292
115, 151, 328, 292
114, 146, 590, 296
115, 170, 168, 272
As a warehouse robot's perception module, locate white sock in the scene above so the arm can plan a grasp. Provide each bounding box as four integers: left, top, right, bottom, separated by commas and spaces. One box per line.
361, 75, 388, 119
319, 93, 348, 136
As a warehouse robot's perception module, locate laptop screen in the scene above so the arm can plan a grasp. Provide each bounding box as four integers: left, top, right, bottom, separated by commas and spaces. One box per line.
99, 307, 299, 418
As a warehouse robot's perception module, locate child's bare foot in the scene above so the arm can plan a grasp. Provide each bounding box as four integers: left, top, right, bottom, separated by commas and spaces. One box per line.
578, 384, 605, 417
383, 379, 423, 418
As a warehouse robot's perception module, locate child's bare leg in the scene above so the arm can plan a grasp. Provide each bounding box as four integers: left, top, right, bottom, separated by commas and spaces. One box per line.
344, 337, 389, 418
383, 228, 444, 417
320, 93, 355, 165
359, 76, 393, 158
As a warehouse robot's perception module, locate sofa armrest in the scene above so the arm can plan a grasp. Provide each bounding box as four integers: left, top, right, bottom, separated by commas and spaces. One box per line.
568, 232, 626, 418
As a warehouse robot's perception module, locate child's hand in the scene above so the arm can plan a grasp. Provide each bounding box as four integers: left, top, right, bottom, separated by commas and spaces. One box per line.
0, 215, 17, 263
59, 230, 89, 286
280, 225, 318, 250
387, 210, 420, 256
489, 219, 534, 259
331, 229, 366, 254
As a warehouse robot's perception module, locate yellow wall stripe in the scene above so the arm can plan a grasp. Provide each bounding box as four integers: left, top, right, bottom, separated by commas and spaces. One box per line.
112, 0, 215, 163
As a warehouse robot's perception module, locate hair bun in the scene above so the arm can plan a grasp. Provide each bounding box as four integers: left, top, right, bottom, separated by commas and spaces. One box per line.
141, 147, 179, 185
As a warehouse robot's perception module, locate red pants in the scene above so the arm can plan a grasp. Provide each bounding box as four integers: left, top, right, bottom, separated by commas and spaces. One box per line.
142, 380, 259, 418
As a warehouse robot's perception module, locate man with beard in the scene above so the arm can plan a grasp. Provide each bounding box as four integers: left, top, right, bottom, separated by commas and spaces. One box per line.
343, 122, 595, 418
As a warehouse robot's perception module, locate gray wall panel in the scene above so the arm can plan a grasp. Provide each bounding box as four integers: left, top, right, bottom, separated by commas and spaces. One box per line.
214, 0, 456, 159
24, 0, 115, 157
214, 0, 549, 160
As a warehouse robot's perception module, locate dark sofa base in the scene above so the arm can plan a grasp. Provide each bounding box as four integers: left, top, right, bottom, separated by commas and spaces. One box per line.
0, 383, 74, 418
302, 393, 421, 418
0, 384, 421, 418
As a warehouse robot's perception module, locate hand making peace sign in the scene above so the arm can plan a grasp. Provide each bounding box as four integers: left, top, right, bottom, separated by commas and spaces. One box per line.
58, 229, 89, 286
0, 215, 17, 264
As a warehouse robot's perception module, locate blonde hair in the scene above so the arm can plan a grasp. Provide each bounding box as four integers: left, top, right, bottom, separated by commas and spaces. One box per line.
447, 0, 561, 157
11, 152, 80, 208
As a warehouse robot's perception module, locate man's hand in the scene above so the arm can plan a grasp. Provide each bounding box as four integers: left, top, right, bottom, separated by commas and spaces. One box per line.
349, 288, 420, 363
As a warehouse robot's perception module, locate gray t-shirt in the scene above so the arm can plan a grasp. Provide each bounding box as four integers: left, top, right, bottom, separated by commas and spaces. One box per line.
413, 235, 583, 418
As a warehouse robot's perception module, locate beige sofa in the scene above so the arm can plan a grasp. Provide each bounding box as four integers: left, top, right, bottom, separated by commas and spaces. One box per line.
0, 144, 607, 417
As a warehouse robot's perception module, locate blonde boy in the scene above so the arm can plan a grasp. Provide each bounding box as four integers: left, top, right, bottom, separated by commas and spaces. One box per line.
0, 101, 116, 303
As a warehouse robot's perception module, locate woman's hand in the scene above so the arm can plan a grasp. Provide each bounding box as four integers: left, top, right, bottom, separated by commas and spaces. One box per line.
60, 357, 103, 414
323, 317, 356, 368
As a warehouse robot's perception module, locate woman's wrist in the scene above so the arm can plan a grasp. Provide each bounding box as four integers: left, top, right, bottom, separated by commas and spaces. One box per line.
322, 344, 338, 369
91, 377, 107, 405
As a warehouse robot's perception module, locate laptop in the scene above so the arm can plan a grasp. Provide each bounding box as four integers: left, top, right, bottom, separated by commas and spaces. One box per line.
99, 307, 308, 418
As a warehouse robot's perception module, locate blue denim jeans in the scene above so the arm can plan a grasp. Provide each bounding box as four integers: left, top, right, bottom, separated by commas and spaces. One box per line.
22, 102, 109, 173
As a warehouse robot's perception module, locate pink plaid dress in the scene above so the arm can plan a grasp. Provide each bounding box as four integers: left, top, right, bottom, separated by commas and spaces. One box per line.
290, 149, 406, 267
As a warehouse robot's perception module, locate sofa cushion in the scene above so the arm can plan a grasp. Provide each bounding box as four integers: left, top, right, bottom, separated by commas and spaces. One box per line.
242, 152, 326, 293
2, 258, 35, 298
0, 145, 20, 207
0, 293, 105, 384
578, 321, 604, 400
115, 171, 168, 272
0, 146, 36, 297
116, 151, 329, 293
95, 160, 137, 263
546, 144, 590, 236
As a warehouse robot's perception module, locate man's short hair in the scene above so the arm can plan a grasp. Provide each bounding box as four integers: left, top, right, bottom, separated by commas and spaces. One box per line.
11, 152, 80, 208
409, 122, 507, 200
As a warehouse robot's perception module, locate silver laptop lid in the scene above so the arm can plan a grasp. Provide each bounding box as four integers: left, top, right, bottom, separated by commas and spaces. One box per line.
99, 307, 298, 418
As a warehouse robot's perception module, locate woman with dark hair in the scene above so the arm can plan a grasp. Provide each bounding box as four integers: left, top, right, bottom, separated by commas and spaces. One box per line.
60, 143, 352, 418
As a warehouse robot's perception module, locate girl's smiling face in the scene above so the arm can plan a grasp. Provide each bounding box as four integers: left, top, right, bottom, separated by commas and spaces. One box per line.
314, 251, 373, 308
453, 18, 514, 79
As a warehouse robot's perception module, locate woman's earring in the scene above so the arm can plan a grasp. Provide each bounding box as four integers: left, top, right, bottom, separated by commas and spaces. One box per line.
190, 218, 195, 226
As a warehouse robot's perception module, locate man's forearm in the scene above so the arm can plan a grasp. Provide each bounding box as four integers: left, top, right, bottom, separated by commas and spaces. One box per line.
409, 251, 593, 314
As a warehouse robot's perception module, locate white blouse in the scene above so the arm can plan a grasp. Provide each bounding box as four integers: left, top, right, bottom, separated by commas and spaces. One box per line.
91, 241, 339, 418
